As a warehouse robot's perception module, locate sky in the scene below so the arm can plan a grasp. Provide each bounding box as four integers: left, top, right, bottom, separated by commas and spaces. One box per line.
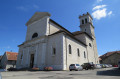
0, 0, 120, 56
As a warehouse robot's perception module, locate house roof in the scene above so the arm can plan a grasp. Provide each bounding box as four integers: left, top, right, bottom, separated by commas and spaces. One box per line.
99, 51, 120, 60
6, 52, 18, 61
72, 31, 93, 39
99, 57, 102, 61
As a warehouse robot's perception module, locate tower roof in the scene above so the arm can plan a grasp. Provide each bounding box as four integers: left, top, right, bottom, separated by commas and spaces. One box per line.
79, 12, 93, 20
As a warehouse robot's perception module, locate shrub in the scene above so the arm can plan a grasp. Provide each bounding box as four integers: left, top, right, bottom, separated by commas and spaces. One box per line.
44, 67, 53, 71
32, 67, 40, 70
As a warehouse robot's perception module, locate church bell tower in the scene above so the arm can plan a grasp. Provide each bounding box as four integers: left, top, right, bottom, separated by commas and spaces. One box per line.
79, 12, 99, 64
79, 12, 95, 38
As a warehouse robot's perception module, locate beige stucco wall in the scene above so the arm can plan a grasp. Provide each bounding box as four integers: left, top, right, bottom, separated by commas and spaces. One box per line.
85, 35, 96, 64
49, 21, 61, 34
45, 33, 63, 70
16, 36, 47, 69
74, 33, 99, 64
25, 16, 49, 41
92, 38, 99, 64
74, 34, 86, 44
63, 34, 88, 70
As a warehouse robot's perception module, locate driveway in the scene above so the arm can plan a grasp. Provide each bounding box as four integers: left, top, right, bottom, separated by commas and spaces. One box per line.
1, 67, 120, 79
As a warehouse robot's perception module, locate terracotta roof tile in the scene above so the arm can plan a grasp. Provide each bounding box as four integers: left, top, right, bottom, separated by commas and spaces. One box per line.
6, 52, 18, 60
99, 51, 120, 60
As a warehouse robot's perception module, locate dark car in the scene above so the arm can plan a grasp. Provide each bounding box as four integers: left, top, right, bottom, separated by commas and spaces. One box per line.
118, 61, 120, 69
81, 63, 94, 70
7, 67, 17, 71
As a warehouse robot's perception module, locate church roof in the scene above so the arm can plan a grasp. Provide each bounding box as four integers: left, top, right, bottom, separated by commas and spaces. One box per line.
48, 30, 87, 46
72, 31, 93, 39
48, 19, 87, 46
50, 19, 75, 35
26, 12, 51, 26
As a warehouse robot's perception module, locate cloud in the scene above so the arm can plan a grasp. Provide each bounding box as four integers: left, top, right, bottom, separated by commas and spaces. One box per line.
97, 0, 103, 3
33, 5, 39, 9
17, 6, 28, 11
6, 46, 10, 49
92, 5, 107, 10
92, 4, 113, 20
108, 11, 112, 16
92, 8, 107, 20
17, 4, 39, 11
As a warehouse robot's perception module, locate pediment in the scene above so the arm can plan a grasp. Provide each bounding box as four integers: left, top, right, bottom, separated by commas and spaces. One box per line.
26, 12, 51, 26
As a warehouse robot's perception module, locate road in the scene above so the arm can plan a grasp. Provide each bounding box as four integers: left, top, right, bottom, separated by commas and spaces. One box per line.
1, 67, 120, 79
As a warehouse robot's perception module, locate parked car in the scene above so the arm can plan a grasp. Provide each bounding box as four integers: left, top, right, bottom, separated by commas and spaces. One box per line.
94, 64, 102, 69
113, 65, 118, 67
69, 64, 83, 71
100, 64, 106, 68
104, 64, 109, 68
118, 61, 120, 69
108, 64, 112, 67
81, 63, 94, 70
0, 73, 2, 79
7, 67, 17, 71
0, 69, 6, 72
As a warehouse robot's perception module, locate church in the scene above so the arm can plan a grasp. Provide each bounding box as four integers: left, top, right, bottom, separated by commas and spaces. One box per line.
16, 12, 99, 70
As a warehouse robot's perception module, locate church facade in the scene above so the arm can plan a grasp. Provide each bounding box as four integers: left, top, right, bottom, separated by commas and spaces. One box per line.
16, 12, 99, 70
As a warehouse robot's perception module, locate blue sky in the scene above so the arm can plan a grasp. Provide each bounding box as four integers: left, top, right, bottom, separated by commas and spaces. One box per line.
0, 0, 120, 56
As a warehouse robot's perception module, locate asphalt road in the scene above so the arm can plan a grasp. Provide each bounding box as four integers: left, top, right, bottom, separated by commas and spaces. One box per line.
1, 67, 120, 79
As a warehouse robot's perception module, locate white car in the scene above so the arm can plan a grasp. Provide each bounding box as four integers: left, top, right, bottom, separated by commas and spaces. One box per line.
94, 64, 102, 69
69, 64, 83, 71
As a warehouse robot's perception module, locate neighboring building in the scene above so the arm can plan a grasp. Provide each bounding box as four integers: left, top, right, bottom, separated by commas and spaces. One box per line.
0, 55, 2, 62
99, 51, 120, 65
1, 52, 18, 69
16, 12, 99, 70
0, 55, 2, 68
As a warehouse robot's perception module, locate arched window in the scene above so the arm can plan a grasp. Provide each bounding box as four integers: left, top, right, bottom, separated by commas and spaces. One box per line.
85, 18, 87, 23
21, 53, 23, 59
69, 45, 72, 54
84, 51, 86, 58
53, 48, 56, 55
82, 20, 84, 24
77, 48, 80, 57
89, 43, 92, 47
32, 33, 38, 38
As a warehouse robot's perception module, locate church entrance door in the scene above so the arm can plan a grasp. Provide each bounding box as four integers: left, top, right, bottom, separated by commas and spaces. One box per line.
30, 54, 34, 68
